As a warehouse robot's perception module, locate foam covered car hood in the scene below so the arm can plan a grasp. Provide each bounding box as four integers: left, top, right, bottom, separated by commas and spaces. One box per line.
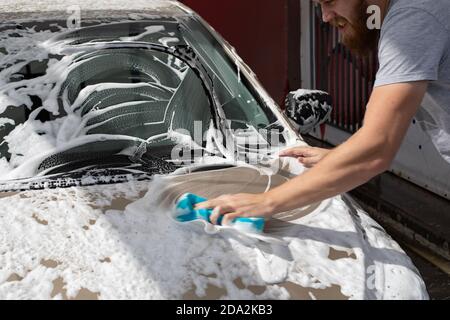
0, 160, 429, 300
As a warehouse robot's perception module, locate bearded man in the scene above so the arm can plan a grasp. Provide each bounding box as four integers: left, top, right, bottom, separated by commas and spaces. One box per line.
197, 0, 450, 224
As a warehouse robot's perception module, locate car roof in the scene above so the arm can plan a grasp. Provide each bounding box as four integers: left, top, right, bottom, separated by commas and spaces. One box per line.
0, 0, 192, 21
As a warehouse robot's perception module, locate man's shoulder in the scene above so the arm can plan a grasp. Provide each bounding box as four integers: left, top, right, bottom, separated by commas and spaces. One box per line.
387, 0, 450, 30
390, 0, 448, 12
375, 0, 450, 88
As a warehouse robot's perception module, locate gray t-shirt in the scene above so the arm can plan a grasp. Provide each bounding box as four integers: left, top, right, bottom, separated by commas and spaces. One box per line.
374, 0, 450, 162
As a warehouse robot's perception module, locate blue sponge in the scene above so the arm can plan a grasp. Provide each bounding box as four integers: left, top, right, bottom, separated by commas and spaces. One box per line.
174, 193, 265, 233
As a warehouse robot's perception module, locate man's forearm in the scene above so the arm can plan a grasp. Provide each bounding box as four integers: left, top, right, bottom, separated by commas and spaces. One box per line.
266, 82, 428, 214
267, 129, 390, 213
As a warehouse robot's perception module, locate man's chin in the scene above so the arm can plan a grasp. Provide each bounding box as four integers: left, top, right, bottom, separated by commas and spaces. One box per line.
342, 36, 375, 56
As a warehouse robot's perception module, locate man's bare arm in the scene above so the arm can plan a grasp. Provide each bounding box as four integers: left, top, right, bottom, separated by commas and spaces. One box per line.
197, 82, 428, 222
267, 81, 428, 213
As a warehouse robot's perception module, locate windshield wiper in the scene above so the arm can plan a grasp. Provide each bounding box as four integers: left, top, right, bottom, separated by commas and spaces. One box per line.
0, 142, 180, 192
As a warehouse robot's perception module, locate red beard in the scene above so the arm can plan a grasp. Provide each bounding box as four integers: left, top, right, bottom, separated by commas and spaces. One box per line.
332, 1, 380, 56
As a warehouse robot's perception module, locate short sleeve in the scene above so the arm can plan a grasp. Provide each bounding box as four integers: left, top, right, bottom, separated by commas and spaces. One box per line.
374, 8, 448, 87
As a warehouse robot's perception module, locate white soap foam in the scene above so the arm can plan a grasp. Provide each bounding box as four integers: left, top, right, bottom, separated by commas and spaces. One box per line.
120, 25, 165, 42
0, 117, 14, 128
0, 15, 298, 184
0, 21, 194, 180
158, 37, 180, 47
0, 176, 429, 300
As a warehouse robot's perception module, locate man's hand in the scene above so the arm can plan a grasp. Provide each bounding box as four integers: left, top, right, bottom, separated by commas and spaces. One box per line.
279, 146, 331, 168
195, 193, 279, 226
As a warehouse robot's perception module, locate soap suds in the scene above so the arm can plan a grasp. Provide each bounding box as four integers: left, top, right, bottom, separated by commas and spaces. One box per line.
0, 170, 428, 300
120, 25, 165, 42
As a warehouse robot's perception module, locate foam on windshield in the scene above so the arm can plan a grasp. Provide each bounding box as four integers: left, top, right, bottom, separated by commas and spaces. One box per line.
0, 21, 207, 183
0, 19, 296, 188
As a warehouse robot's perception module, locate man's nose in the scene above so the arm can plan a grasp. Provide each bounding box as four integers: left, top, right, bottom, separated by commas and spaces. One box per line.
321, 7, 336, 23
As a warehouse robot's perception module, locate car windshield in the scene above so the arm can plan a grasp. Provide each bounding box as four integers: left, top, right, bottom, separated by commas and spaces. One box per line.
0, 17, 282, 189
